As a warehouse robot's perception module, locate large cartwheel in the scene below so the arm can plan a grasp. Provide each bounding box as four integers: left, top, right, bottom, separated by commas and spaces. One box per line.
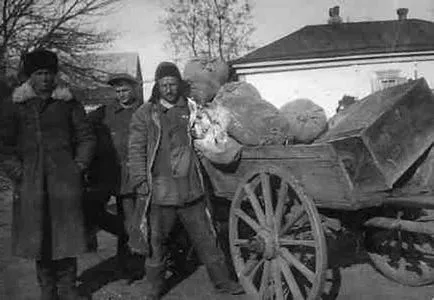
229, 165, 327, 300
364, 207, 434, 286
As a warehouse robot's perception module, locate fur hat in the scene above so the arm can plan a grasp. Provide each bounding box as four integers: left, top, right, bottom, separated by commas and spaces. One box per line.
154, 62, 182, 81
22, 49, 58, 77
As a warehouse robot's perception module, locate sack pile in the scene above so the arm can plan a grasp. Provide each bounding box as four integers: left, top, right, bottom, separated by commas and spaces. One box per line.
183, 57, 230, 105
212, 82, 294, 146
279, 98, 328, 143
187, 69, 328, 165
191, 81, 296, 164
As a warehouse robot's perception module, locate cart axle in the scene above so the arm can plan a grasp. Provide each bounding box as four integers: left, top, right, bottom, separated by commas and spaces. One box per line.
364, 217, 434, 235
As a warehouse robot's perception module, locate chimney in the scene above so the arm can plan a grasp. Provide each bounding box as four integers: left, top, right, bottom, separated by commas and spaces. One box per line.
397, 8, 409, 20
328, 6, 343, 24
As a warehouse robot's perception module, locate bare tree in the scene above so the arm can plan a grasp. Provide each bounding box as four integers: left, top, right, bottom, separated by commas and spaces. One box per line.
160, 0, 255, 63
0, 0, 120, 85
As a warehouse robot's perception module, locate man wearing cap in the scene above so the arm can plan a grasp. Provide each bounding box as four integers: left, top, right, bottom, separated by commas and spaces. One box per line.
0, 49, 96, 299
85, 72, 142, 274
128, 61, 244, 299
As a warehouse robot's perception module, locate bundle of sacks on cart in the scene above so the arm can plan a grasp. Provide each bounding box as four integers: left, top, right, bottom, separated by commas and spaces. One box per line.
185, 57, 328, 164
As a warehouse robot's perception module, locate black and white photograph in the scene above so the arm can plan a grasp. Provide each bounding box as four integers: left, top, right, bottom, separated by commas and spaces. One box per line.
1, 0, 434, 299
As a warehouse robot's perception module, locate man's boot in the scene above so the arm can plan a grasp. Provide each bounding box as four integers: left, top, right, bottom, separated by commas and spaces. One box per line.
55, 257, 82, 300
36, 260, 58, 300
206, 261, 245, 295
144, 262, 166, 300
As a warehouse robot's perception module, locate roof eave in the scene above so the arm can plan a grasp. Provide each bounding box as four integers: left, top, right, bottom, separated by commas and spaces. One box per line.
233, 50, 434, 70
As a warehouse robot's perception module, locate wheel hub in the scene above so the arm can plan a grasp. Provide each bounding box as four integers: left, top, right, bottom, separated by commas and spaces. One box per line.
257, 228, 278, 259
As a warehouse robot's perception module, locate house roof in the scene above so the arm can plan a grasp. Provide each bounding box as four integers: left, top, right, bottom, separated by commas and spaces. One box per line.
72, 86, 116, 105
84, 52, 143, 84
233, 19, 434, 65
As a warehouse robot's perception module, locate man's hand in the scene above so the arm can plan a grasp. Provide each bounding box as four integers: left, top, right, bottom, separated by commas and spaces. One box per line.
137, 182, 150, 196
76, 161, 90, 185
76, 161, 87, 172
9, 163, 23, 183
0, 159, 23, 184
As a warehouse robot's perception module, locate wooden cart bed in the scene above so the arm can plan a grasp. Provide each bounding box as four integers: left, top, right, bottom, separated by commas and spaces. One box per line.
202, 143, 385, 211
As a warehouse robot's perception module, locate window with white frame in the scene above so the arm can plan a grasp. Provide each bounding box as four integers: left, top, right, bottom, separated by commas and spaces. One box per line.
372, 69, 407, 92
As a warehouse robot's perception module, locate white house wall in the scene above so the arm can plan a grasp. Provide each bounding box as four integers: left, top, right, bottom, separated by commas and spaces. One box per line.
238, 59, 434, 118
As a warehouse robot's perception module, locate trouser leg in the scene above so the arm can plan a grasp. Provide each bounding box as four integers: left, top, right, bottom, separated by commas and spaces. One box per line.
178, 199, 244, 294
94, 193, 121, 236
116, 195, 129, 255
121, 195, 136, 232
36, 259, 58, 300
55, 257, 80, 300
178, 200, 228, 284
82, 190, 105, 251
145, 205, 177, 298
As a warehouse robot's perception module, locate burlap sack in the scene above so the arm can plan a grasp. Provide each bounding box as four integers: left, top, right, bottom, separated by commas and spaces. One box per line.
183, 57, 230, 104
192, 105, 242, 165
280, 99, 328, 143
213, 82, 294, 146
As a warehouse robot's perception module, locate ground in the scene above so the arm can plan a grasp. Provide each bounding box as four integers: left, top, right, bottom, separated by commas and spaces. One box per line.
1, 186, 434, 300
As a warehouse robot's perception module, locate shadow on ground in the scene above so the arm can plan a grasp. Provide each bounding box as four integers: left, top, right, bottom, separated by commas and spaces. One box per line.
320, 228, 371, 300
78, 242, 201, 299
78, 256, 130, 296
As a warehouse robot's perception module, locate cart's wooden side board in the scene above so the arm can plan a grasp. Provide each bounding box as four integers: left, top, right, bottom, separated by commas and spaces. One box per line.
205, 144, 361, 210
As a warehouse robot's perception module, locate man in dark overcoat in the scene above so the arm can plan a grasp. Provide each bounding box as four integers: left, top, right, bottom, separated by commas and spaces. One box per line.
0, 49, 96, 299
85, 73, 142, 274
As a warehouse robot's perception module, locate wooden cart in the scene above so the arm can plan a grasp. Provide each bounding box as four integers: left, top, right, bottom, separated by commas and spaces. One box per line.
202, 78, 434, 299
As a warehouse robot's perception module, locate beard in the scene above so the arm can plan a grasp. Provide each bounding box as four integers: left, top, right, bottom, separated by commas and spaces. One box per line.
161, 92, 179, 104
119, 95, 135, 106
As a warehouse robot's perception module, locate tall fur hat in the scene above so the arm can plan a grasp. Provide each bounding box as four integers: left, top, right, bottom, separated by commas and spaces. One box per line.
22, 49, 58, 76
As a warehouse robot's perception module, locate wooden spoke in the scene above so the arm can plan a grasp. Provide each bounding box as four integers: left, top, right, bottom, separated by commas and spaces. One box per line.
280, 247, 315, 283
234, 208, 261, 233
279, 256, 304, 300
272, 259, 284, 300
230, 166, 327, 299
280, 206, 307, 236
242, 257, 262, 277
261, 173, 274, 227
234, 239, 250, 247
414, 245, 434, 256
274, 182, 288, 231
244, 183, 266, 226
248, 258, 265, 281
259, 260, 271, 296
366, 227, 434, 286
280, 237, 316, 248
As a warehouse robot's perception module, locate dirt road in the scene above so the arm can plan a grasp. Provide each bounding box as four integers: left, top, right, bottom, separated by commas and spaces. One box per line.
1, 188, 434, 300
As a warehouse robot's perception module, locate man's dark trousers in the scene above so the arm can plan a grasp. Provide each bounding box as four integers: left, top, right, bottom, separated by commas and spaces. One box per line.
146, 198, 233, 296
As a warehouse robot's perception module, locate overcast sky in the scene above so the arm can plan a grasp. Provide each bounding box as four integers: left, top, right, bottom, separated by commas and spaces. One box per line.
100, 0, 434, 84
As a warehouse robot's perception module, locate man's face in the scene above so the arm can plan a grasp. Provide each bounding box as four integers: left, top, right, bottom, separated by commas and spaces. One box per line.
114, 82, 136, 105
29, 69, 56, 94
158, 76, 180, 104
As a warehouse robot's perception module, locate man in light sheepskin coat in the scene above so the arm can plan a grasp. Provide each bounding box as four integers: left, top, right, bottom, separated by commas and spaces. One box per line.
0, 49, 96, 300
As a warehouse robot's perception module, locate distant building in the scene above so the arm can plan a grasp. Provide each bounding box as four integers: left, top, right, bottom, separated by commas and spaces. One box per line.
232, 7, 434, 117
